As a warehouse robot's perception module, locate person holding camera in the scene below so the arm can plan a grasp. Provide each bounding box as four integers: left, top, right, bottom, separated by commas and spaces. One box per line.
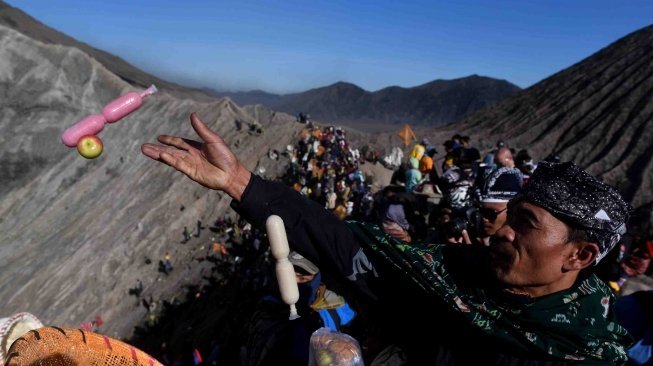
478, 167, 524, 246
142, 114, 631, 365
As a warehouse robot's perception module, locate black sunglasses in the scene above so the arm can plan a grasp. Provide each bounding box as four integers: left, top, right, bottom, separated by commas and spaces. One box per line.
479, 207, 508, 221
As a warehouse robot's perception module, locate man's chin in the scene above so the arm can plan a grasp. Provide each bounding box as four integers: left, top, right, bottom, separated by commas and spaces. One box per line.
482, 226, 496, 236
488, 246, 513, 273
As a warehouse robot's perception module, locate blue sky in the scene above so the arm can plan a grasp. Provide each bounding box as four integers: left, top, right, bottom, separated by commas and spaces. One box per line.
6, 0, 652, 94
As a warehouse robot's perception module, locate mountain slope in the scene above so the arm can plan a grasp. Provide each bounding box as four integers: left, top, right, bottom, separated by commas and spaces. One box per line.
0, 0, 214, 101
0, 23, 300, 338
447, 25, 653, 222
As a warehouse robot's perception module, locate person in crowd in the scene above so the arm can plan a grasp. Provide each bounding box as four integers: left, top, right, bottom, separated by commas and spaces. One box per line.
460, 136, 481, 165
482, 140, 506, 167
419, 147, 436, 180
409, 139, 428, 161
477, 167, 524, 246
515, 149, 537, 183
451, 134, 462, 150
494, 147, 516, 169
142, 113, 632, 365
182, 226, 191, 243
239, 251, 356, 366
614, 290, 653, 366
390, 161, 409, 187
476, 144, 515, 197
619, 237, 653, 283
380, 203, 413, 243
441, 140, 461, 172
404, 157, 423, 193
439, 158, 474, 211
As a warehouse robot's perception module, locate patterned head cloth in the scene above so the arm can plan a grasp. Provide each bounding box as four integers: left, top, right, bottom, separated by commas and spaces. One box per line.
384, 204, 410, 231
510, 161, 631, 263
481, 167, 523, 203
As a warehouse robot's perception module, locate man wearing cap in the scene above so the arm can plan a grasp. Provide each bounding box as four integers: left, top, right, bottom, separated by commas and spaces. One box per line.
143, 114, 632, 365
478, 167, 524, 246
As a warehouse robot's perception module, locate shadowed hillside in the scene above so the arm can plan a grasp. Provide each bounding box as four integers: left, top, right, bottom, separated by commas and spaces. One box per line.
456, 25, 653, 209
359, 25, 653, 232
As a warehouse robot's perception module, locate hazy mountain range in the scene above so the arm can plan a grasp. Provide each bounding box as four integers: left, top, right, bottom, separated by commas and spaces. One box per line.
0, 0, 520, 131
207, 75, 521, 130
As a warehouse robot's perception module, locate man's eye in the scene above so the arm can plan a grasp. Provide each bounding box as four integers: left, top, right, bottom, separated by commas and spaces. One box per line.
506, 209, 514, 222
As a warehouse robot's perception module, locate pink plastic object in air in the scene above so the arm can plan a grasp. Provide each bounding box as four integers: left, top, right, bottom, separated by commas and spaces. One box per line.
60, 85, 158, 147
102, 84, 158, 123
61, 114, 107, 147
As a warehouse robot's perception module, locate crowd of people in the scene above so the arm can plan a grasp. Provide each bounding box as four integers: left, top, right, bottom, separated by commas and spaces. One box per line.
278, 125, 373, 222
136, 113, 653, 365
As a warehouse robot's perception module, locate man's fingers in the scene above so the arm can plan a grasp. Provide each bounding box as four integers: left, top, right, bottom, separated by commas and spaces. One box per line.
462, 230, 472, 245
182, 138, 204, 150
157, 135, 197, 152
142, 143, 190, 167
141, 143, 164, 160
190, 113, 225, 145
158, 151, 194, 177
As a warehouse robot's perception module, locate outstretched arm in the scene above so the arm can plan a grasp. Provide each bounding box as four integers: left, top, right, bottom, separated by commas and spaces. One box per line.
141, 113, 251, 201
142, 113, 381, 300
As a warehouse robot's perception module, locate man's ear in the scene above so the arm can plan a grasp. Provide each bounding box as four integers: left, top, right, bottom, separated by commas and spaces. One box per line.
564, 242, 600, 271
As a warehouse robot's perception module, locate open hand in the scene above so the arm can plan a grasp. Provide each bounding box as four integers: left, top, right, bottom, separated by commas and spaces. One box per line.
141, 113, 251, 201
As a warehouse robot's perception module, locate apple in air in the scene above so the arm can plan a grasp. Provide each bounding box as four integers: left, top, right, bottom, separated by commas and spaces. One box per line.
77, 135, 104, 159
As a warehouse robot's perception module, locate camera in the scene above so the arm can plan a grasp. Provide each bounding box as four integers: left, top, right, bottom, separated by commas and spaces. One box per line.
442, 206, 483, 242
444, 217, 468, 239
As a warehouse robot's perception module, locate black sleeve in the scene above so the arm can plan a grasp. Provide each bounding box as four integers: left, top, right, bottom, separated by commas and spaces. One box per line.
230, 175, 380, 300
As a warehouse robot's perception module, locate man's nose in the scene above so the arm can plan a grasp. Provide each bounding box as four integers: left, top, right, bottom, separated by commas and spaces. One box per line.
494, 223, 514, 243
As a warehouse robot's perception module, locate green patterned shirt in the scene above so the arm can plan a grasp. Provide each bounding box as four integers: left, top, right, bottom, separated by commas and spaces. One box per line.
347, 221, 631, 364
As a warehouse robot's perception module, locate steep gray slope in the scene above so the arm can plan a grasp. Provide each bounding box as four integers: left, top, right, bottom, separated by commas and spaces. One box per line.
0, 0, 215, 102
455, 25, 653, 209
0, 24, 299, 338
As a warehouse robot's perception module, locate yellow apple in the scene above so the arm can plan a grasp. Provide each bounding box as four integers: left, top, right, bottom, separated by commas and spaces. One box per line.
77, 135, 103, 159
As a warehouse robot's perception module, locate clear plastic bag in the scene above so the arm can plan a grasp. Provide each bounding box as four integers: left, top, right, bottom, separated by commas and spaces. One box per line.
308, 327, 364, 366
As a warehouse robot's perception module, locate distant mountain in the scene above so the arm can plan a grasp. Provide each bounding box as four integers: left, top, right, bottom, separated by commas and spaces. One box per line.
0, 0, 214, 101
212, 76, 521, 128
203, 88, 284, 106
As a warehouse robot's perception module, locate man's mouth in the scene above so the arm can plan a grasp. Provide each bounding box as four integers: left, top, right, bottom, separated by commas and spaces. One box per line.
488, 240, 513, 264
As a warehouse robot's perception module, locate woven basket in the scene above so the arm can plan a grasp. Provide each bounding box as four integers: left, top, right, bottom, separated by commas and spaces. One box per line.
6, 326, 163, 366
0, 312, 43, 365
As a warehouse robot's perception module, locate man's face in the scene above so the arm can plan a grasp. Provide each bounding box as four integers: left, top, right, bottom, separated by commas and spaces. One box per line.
494, 148, 515, 168
295, 270, 316, 284
489, 201, 577, 289
480, 201, 508, 236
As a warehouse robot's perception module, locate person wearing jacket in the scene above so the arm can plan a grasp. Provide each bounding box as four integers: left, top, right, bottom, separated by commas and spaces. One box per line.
142, 113, 632, 365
